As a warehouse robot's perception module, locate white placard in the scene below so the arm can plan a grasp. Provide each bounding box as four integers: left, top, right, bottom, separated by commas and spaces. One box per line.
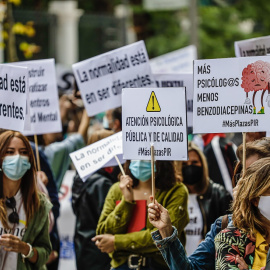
235, 36, 270, 135
150, 45, 197, 74
14, 59, 62, 135
0, 64, 29, 132
73, 41, 155, 116
56, 63, 74, 94
103, 153, 125, 168
235, 36, 270, 57
154, 73, 193, 128
193, 57, 270, 134
70, 132, 123, 181
266, 131, 270, 137
58, 170, 76, 270
122, 88, 188, 161
143, 0, 188, 11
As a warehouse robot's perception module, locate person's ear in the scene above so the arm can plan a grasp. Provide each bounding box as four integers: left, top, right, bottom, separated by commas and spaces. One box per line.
252, 197, 260, 207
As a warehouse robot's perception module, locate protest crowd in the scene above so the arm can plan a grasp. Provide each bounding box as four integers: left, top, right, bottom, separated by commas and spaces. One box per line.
1, 11, 270, 270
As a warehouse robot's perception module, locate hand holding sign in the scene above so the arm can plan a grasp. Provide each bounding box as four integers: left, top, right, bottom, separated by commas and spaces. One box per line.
148, 197, 173, 238
119, 175, 134, 203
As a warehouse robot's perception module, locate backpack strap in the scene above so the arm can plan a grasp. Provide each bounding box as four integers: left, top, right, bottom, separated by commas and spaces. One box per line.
221, 214, 229, 230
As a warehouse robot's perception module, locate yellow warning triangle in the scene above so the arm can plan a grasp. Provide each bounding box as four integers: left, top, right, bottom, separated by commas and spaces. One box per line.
146, 91, 161, 112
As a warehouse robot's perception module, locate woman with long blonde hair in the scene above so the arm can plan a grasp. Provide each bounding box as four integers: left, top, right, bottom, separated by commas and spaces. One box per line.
215, 157, 270, 270
0, 130, 52, 270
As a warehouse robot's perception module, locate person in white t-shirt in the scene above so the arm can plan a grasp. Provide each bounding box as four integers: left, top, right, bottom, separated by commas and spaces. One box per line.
0, 130, 52, 270
175, 142, 232, 255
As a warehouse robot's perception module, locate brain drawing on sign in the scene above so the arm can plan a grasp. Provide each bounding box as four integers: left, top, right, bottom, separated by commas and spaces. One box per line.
241, 60, 270, 114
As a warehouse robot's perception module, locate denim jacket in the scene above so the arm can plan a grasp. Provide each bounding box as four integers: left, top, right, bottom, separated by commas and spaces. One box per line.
266, 248, 270, 270
151, 215, 232, 270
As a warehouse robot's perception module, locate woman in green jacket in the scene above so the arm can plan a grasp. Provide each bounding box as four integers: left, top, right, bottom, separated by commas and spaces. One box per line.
0, 130, 52, 270
93, 160, 189, 270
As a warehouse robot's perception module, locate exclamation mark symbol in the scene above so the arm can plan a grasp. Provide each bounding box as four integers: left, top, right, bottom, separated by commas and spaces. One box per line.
146, 91, 161, 112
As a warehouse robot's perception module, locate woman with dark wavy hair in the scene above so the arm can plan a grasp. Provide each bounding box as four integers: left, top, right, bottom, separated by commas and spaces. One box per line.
93, 159, 189, 270
0, 130, 52, 270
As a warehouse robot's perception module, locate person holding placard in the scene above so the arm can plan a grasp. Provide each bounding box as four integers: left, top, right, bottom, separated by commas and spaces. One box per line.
148, 137, 270, 270
43, 108, 90, 190
72, 129, 116, 270
0, 130, 52, 270
215, 157, 270, 270
93, 160, 189, 270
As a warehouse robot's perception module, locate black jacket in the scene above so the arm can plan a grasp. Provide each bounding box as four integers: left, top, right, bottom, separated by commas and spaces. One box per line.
204, 136, 237, 191
72, 169, 117, 270
196, 180, 232, 238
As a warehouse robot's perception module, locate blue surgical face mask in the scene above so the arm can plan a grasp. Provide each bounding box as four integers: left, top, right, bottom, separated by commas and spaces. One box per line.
129, 160, 156, 182
258, 196, 270, 221
2, 155, 31, 181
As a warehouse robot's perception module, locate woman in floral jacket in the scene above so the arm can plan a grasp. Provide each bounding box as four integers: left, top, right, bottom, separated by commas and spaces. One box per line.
215, 157, 270, 270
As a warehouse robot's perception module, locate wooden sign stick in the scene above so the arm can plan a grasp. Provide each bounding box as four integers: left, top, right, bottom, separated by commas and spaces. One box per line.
151, 144, 155, 202
114, 155, 126, 176
34, 134, 41, 171
242, 132, 247, 175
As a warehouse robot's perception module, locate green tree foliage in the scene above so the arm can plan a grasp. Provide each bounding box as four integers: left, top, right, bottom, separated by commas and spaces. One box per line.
235, 0, 270, 34
142, 10, 190, 58
130, 0, 270, 59
14, 0, 270, 60
198, 1, 270, 58
198, 5, 252, 58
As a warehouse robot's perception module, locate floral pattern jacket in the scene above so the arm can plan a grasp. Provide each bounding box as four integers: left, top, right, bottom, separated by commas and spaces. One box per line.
215, 225, 256, 270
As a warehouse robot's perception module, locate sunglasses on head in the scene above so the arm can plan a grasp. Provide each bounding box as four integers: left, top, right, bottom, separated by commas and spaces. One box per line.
5, 197, 19, 224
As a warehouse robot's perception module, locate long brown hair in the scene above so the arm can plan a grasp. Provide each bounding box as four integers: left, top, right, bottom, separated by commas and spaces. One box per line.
0, 131, 40, 229
236, 137, 270, 163
232, 137, 270, 187
232, 157, 270, 238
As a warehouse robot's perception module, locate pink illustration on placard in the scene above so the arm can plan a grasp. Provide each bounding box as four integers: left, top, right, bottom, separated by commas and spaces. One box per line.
241, 60, 270, 114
